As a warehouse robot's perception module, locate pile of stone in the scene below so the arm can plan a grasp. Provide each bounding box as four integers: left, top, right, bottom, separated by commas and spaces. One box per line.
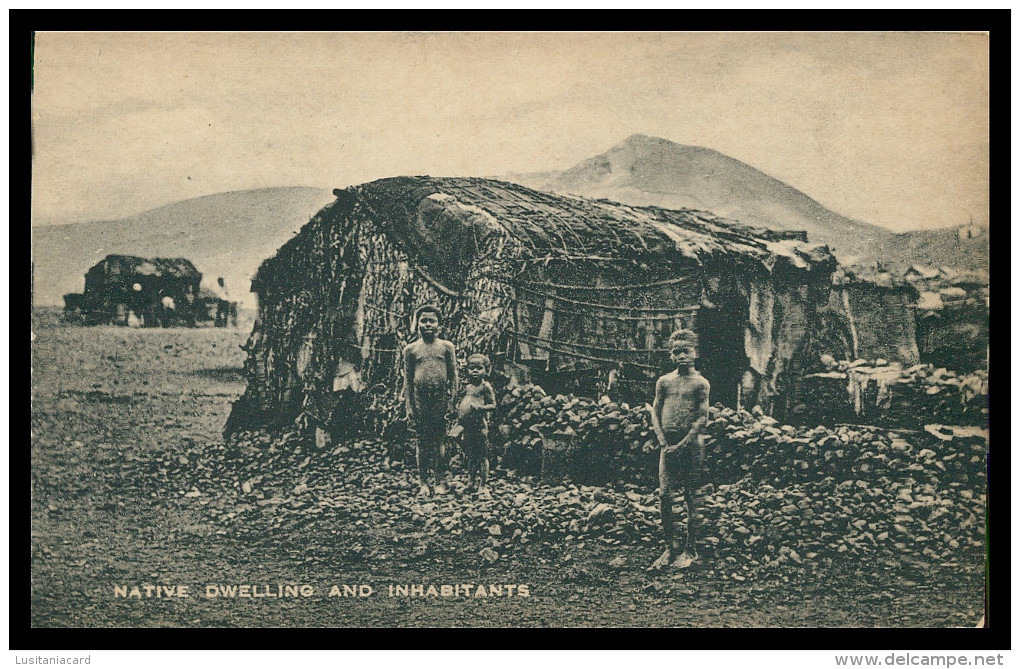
493, 383, 656, 483
694, 406, 986, 578
142, 393, 986, 579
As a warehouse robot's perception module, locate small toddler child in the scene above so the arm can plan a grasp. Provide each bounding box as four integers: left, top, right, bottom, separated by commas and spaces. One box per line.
456, 353, 497, 492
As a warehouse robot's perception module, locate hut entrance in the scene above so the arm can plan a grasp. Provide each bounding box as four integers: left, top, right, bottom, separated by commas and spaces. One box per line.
696, 303, 748, 408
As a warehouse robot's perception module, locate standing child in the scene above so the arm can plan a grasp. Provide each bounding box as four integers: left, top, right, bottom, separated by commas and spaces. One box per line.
456, 353, 497, 493
650, 329, 711, 569
402, 305, 458, 496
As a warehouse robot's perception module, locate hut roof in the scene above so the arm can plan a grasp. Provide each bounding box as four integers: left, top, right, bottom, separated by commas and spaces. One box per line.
338, 176, 832, 271
90, 254, 201, 280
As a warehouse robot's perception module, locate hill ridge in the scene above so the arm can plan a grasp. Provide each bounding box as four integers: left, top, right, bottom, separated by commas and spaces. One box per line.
32, 186, 336, 308
503, 135, 986, 271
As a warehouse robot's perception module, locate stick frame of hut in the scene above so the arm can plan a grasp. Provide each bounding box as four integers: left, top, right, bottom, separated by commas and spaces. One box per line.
228, 177, 839, 436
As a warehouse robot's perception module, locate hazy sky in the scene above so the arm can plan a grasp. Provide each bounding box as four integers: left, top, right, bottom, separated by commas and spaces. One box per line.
31, 31, 989, 231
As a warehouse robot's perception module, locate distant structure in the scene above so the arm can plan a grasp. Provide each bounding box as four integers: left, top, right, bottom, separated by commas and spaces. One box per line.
957, 223, 984, 241
62, 254, 236, 328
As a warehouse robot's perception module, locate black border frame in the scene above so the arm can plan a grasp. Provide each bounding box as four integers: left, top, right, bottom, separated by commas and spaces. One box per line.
15, 10, 1009, 651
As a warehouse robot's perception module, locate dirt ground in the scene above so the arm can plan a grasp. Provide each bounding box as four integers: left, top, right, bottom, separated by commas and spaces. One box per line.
29, 314, 985, 628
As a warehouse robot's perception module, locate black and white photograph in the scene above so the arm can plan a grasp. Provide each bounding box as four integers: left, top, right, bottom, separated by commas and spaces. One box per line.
28, 30, 991, 633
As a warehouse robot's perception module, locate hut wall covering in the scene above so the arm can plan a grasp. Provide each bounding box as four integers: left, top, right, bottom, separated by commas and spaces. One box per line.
916, 301, 988, 371
228, 177, 839, 435
835, 284, 921, 366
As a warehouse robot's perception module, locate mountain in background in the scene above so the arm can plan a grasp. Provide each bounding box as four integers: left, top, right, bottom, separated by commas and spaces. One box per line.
503, 134, 988, 272
31, 187, 335, 308
32, 136, 988, 310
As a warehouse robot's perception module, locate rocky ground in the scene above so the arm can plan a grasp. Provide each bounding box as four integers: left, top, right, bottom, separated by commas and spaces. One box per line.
29, 314, 986, 628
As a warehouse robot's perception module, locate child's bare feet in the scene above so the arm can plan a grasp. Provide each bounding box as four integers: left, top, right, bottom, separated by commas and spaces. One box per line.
435, 481, 448, 495
417, 484, 432, 498
649, 549, 673, 569
671, 550, 698, 569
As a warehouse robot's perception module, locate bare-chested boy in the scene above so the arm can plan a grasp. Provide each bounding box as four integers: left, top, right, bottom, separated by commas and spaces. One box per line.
402, 305, 458, 497
650, 329, 710, 569
456, 353, 497, 493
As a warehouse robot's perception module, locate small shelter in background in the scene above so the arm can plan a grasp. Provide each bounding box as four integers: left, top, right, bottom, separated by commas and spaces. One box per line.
228, 176, 840, 434
63, 254, 203, 327
198, 276, 240, 328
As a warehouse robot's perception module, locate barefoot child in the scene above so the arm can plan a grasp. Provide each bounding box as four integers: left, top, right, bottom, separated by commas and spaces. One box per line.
402, 305, 458, 496
650, 329, 710, 569
456, 353, 497, 492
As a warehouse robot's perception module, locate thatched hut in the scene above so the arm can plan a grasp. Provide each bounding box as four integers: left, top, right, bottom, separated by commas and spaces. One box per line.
228, 177, 837, 435
63, 254, 203, 327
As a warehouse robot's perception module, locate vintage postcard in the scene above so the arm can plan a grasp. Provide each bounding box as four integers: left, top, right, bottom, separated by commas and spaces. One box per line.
29, 31, 989, 632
